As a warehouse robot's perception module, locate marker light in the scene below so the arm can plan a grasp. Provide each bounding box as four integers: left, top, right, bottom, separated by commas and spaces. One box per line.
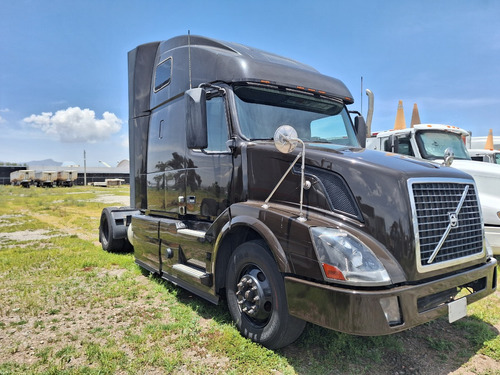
311, 227, 391, 286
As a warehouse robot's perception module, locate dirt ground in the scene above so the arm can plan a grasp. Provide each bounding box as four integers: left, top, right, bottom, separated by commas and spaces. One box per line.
0, 192, 498, 374
1, 277, 498, 374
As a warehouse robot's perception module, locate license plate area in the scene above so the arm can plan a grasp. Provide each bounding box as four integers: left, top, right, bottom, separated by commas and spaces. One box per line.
448, 297, 467, 323
417, 277, 486, 314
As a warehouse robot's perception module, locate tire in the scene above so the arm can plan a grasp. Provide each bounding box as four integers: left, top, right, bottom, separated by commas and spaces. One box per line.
225, 240, 305, 349
99, 207, 128, 252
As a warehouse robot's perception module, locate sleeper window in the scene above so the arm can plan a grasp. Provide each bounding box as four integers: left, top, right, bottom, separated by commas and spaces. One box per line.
154, 58, 172, 92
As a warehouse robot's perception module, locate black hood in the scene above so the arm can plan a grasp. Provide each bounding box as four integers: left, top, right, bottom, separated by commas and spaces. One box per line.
245, 142, 478, 281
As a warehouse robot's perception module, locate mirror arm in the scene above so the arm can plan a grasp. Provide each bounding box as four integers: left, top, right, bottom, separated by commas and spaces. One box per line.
263, 137, 308, 222
263, 151, 302, 207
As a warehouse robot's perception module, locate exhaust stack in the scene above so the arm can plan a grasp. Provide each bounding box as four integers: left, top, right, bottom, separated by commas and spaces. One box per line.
365, 89, 374, 136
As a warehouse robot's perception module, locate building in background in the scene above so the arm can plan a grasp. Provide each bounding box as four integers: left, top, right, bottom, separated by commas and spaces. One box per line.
0, 160, 130, 186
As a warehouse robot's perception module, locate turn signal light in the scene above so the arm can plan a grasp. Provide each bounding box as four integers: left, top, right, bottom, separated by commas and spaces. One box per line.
322, 263, 346, 281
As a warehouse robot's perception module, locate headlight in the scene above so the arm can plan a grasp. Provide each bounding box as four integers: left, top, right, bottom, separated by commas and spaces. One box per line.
311, 227, 391, 286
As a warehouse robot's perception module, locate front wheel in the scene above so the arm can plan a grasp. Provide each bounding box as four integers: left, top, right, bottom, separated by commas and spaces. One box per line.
225, 240, 305, 349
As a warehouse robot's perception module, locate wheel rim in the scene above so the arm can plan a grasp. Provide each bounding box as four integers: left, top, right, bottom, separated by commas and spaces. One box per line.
235, 265, 273, 326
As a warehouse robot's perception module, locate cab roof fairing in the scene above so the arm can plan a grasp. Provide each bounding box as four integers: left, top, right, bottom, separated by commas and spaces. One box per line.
152, 35, 354, 106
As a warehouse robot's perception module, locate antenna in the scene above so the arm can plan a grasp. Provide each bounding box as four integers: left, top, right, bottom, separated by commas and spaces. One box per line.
188, 30, 192, 89
360, 76, 363, 115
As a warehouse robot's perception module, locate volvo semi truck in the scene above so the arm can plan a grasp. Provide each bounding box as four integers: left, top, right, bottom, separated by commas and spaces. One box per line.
99, 35, 497, 349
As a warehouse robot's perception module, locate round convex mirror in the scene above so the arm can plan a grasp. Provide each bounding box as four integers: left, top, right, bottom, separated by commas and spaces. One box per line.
274, 125, 298, 154
443, 147, 455, 167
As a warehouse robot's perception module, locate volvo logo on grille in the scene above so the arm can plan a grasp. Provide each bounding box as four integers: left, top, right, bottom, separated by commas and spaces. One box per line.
449, 212, 459, 228
427, 185, 470, 265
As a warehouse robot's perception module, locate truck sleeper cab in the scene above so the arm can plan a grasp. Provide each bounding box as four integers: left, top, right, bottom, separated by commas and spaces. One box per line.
100, 36, 497, 349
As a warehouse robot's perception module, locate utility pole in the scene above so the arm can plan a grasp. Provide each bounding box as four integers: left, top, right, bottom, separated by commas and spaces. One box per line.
84, 150, 87, 186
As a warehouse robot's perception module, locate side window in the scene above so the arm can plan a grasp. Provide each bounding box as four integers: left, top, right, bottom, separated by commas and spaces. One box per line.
397, 136, 414, 156
382, 135, 414, 156
382, 137, 391, 152
154, 58, 172, 92
205, 96, 230, 152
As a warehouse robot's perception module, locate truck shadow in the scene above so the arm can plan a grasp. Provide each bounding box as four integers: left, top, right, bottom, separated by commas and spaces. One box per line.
280, 317, 499, 375
167, 280, 498, 375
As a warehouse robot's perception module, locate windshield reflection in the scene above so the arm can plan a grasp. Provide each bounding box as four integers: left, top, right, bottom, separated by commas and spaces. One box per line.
415, 131, 471, 160
233, 84, 359, 147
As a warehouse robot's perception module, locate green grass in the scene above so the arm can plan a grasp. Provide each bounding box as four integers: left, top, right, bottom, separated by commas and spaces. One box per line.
0, 185, 498, 375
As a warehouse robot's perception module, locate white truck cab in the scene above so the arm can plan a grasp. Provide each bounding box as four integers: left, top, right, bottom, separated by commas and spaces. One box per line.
469, 149, 500, 164
367, 124, 500, 255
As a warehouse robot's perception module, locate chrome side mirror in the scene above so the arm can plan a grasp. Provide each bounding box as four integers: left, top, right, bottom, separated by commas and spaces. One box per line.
443, 148, 455, 167
274, 125, 298, 154
267, 125, 307, 222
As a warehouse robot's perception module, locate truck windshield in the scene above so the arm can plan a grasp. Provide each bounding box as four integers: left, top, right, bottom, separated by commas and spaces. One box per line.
495, 153, 500, 164
415, 130, 471, 160
233, 84, 359, 147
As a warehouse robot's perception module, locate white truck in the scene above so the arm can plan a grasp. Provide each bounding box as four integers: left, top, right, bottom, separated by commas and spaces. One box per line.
367, 123, 500, 255
10, 169, 35, 188
56, 170, 78, 187
469, 149, 500, 164
34, 170, 57, 187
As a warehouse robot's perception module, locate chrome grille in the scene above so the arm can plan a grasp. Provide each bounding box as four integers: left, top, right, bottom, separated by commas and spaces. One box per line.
410, 180, 483, 269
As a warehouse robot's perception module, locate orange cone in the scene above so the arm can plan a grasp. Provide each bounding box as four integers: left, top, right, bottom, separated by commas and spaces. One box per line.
485, 128, 494, 150
410, 103, 421, 127
394, 100, 406, 130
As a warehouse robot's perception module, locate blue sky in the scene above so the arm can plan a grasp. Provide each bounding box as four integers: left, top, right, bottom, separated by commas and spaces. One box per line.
1, 0, 499, 167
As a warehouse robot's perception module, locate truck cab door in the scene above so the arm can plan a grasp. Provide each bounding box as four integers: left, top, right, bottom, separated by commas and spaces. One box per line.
186, 93, 233, 219
158, 91, 232, 286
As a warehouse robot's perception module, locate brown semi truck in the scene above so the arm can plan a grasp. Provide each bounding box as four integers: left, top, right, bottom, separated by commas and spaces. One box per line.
99, 35, 497, 349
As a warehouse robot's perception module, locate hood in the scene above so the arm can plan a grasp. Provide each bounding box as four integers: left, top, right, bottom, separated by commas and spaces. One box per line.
451, 159, 500, 178
244, 142, 481, 282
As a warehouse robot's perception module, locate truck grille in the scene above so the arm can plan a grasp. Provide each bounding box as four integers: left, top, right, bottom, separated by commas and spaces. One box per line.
410, 180, 483, 269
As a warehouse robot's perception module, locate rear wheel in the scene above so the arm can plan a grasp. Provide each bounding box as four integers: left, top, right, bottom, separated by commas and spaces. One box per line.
225, 240, 305, 349
99, 207, 128, 252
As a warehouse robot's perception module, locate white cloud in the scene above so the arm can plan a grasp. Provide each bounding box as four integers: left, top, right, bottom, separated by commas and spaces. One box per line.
23, 107, 122, 143
0, 108, 9, 123
120, 134, 129, 148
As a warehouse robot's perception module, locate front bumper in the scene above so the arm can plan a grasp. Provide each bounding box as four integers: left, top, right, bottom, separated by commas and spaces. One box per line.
485, 225, 500, 255
285, 258, 497, 335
